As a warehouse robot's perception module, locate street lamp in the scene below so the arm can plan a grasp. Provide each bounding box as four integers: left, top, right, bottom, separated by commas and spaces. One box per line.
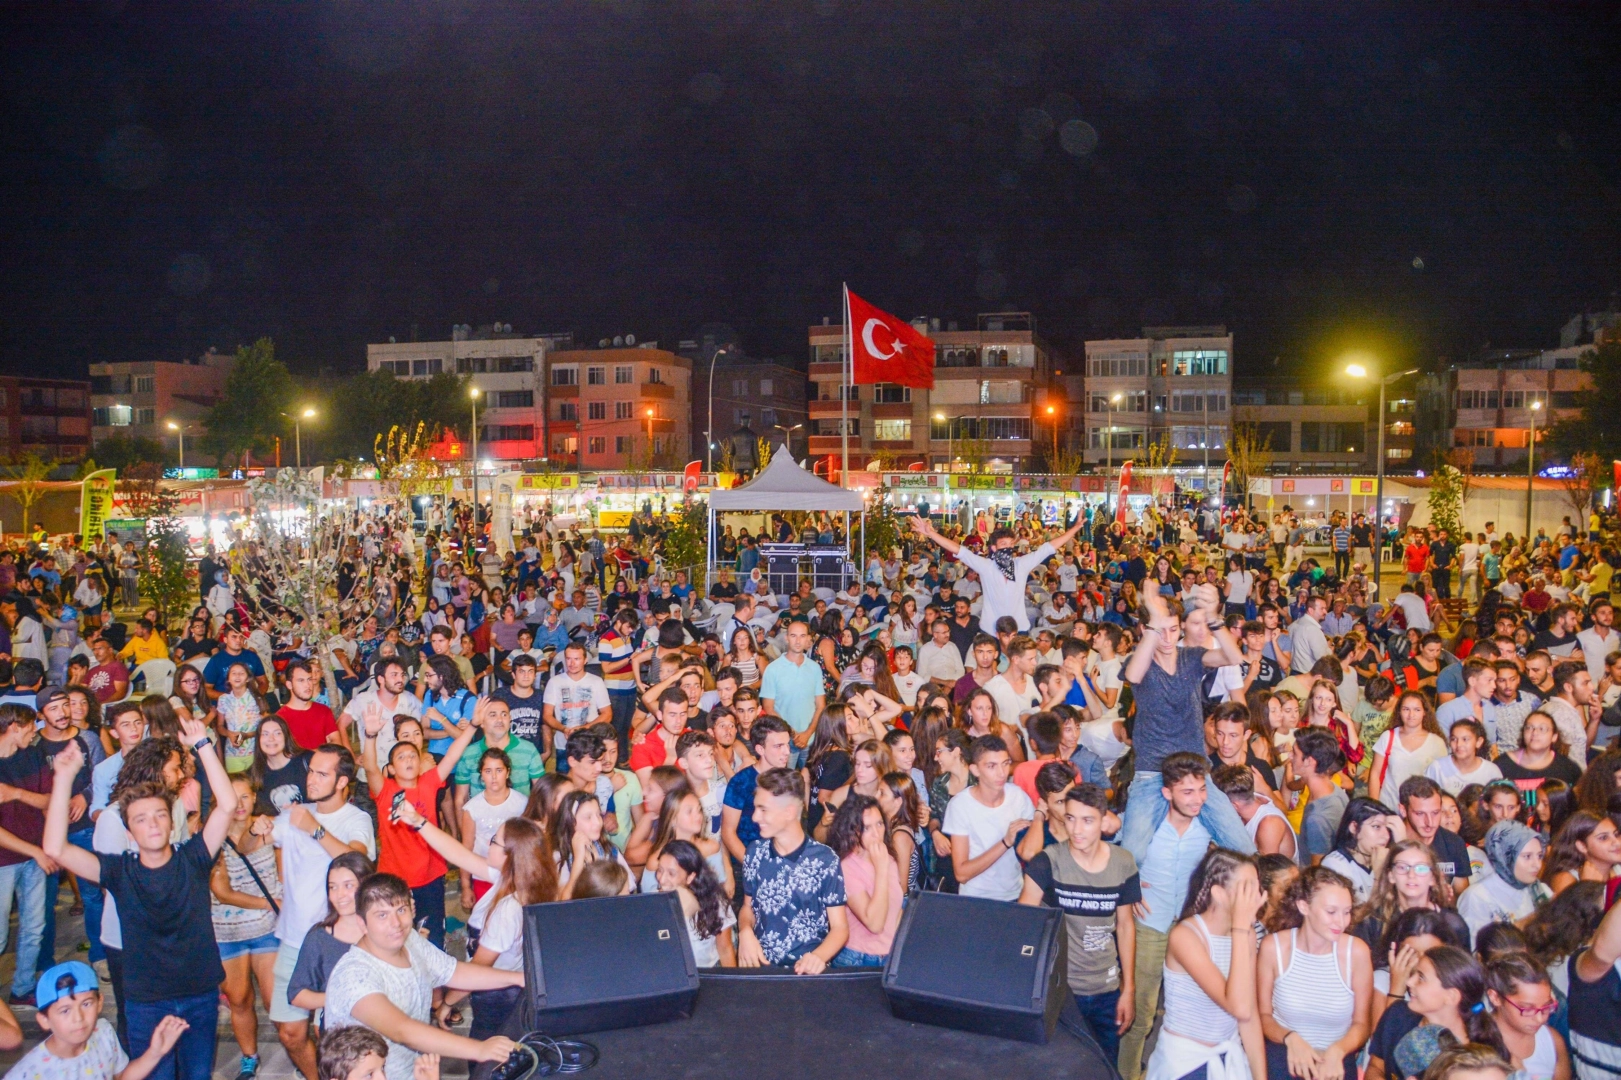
1105, 393, 1123, 509
165, 420, 198, 469
772, 422, 803, 458
469, 386, 481, 515
1045, 404, 1060, 468
704, 345, 734, 472
646, 407, 656, 461
935, 412, 952, 472
279, 407, 317, 469
1525, 397, 1543, 539
1345, 361, 1420, 595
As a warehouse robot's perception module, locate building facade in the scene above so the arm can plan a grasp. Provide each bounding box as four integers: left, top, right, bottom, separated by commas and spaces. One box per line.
1082, 327, 1234, 467
366, 325, 571, 463
90, 348, 234, 452
543, 346, 693, 470
1416, 347, 1590, 471
687, 349, 808, 464
0, 377, 92, 462
1231, 379, 1373, 472
807, 313, 1054, 474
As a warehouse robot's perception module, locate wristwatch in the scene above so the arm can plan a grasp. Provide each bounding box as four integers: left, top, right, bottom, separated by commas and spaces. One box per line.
192, 738, 212, 752
311, 825, 326, 842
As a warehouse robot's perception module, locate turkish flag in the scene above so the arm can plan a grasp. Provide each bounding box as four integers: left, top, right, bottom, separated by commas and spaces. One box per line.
848, 289, 935, 388
1116, 461, 1133, 525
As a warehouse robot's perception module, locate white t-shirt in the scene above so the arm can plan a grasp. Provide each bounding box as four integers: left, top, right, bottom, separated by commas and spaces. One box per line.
1321, 850, 1375, 904
1372, 729, 1448, 810
477, 894, 527, 971
953, 543, 1056, 634
542, 672, 611, 750
1459, 542, 1481, 572
325, 933, 460, 1080
9, 1018, 126, 1080
1391, 593, 1431, 631
941, 784, 1036, 901
985, 672, 1041, 728
1057, 564, 1079, 593
1226, 570, 1254, 605
1080, 717, 1131, 766
462, 788, 527, 857
1209, 663, 1247, 703
1088, 655, 1124, 719
273, 802, 377, 945
342, 689, 423, 770
892, 670, 927, 708
1424, 756, 1504, 796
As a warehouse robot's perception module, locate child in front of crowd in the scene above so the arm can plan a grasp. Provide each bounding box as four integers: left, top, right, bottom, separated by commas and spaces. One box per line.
11, 961, 187, 1080
317, 1024, 440, 1080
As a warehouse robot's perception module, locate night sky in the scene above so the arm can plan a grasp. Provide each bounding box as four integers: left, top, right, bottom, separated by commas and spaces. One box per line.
2, 1, 1618, 379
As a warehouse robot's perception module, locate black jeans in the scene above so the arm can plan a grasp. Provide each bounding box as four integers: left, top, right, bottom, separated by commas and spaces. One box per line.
1433, 568, 1452, 598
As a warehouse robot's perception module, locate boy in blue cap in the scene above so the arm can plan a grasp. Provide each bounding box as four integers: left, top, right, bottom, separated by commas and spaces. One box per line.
10, 961, 186, 1080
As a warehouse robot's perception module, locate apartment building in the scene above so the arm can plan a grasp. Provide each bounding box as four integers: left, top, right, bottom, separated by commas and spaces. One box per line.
684, 337, 808, 463
366, 324, 571, 463
1232, 379, 1373, 471
1416, 346, 1589, 470
806, 312, 1054, 473
90, 348, 233, 451
545, 346, 692, 469
0, 377, 93, 462
1082, 327, 1233, 466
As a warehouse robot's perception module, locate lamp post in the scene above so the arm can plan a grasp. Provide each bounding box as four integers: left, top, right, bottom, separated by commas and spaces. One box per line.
1345, 362, 1419, 596
279, 407, 317, 469
1525, 397, 1543, 539
1105, 393, 1122, 511
772, 422, 803, 459
934, 412, 951, 472
469, 386, 481, 516
705, 345, 732, 472
646, 407, 656, 463
165, 421, 197, 470
1045, 404, 1060, 468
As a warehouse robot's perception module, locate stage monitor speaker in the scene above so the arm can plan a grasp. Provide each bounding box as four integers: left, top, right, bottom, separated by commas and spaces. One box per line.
881, 891, 1066, 1044
519, 891, 699, 1035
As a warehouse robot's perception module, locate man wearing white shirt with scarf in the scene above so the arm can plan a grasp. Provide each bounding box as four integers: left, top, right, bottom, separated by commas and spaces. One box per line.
909, 516, 1084, 635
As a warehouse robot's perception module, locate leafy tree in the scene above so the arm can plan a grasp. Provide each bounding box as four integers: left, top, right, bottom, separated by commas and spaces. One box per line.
141, 494, 194, 633
203, 338, 293, 466
1547, 341, 1621, 461
325, 370, 472, 462
92, 435, 168, 473
1226, 424, 1274, 503
7, 452, 56, 535
1558, 450, 1605, 523
657, 497, 709, 581
1427, 463, 1467, 537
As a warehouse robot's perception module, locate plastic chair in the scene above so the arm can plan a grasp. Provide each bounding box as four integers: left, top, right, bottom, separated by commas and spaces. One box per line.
131, 658, 176, 699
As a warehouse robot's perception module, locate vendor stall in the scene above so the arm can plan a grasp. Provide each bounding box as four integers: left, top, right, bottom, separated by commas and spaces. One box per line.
708, 454, 865, 594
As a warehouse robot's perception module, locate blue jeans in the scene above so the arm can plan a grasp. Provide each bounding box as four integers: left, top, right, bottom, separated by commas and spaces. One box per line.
831, 947, 886, 968
1073, 988, 1122, 1067
0, 859, 47, 997
1117, 770, 1256, 864
43, 826, 102, 966
127, 990, 218, 1080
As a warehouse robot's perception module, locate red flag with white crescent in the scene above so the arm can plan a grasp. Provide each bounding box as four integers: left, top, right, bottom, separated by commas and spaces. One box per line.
1115, 461, 1133, 524
847, 289, 936, 389
683, 460, 701, 492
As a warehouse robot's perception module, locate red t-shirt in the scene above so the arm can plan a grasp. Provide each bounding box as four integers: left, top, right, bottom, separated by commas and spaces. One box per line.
376, 771, 448, 887
1010, 757, 1053, 805
87, 660, 130, 704
1404, 544, 1430, 574
278, 703, 340, 752
627, 726, 680, 773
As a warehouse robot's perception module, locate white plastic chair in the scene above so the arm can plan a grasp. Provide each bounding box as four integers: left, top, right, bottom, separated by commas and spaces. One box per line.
126, 659, 176, 700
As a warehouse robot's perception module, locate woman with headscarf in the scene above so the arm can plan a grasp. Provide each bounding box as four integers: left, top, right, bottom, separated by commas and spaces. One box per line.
1456, 820, 1553, 946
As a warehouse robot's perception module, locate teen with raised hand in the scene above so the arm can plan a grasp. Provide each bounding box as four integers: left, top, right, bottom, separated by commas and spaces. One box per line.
1142, 847, 1265, 1080
1256, 865, 1373, 1080
1387, 946, 1506, 1080
43, 706, 237, 1080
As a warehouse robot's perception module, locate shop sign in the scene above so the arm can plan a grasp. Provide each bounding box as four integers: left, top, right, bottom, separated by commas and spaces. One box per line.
883, 473, 944, 490
517, 474, 580, 491
950, 475, 1012, 491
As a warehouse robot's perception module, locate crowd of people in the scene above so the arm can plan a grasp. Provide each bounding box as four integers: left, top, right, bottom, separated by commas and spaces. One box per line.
0, 495, 1618, 1080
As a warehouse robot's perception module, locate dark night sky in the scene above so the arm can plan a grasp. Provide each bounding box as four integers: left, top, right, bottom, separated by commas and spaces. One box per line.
2, 1, 1618, 379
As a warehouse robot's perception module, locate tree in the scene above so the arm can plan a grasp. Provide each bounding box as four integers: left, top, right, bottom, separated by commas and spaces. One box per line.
1558, 450, 1605, 524
203, 338, 293, 466
326, 370, 473, 462
1427, 463, 1467, 537
1134, 435, 1180, 471
8, 452, 56, 535
658, 498, 709, 580
955, 432, 991, 473
1547, 340, 1621, 462
1226, 424, 1274, 502
92, 435, 168, 474
140, 493, 194, 633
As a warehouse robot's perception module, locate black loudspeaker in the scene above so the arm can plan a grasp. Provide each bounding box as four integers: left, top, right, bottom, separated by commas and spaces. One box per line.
881, 892, 1067, 1044
519, 891, 699, 1035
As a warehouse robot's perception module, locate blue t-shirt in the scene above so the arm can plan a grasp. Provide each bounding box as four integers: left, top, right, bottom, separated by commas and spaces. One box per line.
423, 687, 476, 755
724, 766, 763, 848
202, 648, 266, 692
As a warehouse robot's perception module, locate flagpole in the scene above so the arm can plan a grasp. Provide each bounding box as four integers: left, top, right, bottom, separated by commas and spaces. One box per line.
841, 283, 851, 489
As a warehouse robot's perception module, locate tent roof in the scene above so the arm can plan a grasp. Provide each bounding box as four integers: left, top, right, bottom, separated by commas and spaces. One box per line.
709, 453, 865, 512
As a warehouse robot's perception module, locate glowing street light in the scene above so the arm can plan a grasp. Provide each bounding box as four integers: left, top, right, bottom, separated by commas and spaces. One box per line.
1345, 360, 1419, 592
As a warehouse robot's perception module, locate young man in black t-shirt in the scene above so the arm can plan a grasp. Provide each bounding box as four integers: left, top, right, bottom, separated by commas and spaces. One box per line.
44, 707, 238, 1080
1397, 776, 1472, 899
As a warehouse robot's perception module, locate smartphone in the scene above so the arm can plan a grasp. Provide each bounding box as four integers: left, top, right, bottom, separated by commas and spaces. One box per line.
390, 790, 408, 820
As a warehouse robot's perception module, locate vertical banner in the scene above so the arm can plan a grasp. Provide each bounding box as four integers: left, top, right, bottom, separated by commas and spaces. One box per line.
1115, 461, 1133, 525
80, 469, 117, 542
683, 460, 702, 493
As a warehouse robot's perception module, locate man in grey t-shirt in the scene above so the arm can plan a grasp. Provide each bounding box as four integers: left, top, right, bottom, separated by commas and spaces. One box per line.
1116, 586, 1255, 862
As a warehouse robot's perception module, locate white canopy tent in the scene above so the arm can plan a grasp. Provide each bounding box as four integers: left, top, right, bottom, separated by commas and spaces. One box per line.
706, 453, 866, 593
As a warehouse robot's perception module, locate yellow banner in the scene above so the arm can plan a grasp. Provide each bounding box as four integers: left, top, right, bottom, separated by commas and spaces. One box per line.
80, 469, 117, 542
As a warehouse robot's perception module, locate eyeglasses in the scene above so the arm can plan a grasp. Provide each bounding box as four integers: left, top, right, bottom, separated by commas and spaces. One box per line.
1499, 997, 1556, 1019
1392, 863, 1433, 876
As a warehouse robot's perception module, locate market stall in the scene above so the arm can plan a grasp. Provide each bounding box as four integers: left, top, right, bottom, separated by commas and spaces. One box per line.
708, 453, 865, 593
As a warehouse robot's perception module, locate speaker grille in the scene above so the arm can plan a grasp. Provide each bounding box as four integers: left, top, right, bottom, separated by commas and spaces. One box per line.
887, 893, 1052, 1010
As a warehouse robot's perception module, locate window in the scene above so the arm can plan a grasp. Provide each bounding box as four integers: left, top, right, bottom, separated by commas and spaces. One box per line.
820, 384, 859, 401
1170, 425, 1226, 450
21, 388, 55, 408
1386, 447, 1413, 461
554, 435, 577, 455
588, 437, 605, 454
1551, 391, 1578, 408
814, 344, 847, 364
493, 390, 533, 409
1170, 392, 1227, 413
378, 361, 411, 376
733, 379, 749, 396
931, 417, 1031, 441
938, 346, 980, 368
735, 409, 751, 426
615, 401, 633, 420
57, 388, 83, 409
873, 419, 912, 441
23, 416, 57, 439
1455, 389, 1500, 410
873, 383, 911, 403
815, 419, 859, 435
558, 403, 578, 421
498, 356, 533, 373
616, 436, 631, 453
1251, 421, 1292, 451
588, 402, 606, 420
1299, 422, 1362, 452
457, 357, 484, 374
134, 376, 154, 394
1089, 392, 1146, 413
760, 379, 774, 397
411, 359, 443, 376
136, 408, 155, 426
1087, 426, 1146, 451
587, 366, 606, 385
762, 408, 777, 427
648, 368, 663, 384
99, 404, 132, 427
483, 424, 535, 442
614, 366, 633, 384
1171, 349, 1228, 376
1087, 354, 1148, 377
1455, 429, 1494, 447
551, 367, 578, 386
983, 347, 1010, 367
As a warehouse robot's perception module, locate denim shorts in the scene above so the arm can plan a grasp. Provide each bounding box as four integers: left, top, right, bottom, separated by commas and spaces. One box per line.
831, 947, 887, 968
218, 931, 280, 961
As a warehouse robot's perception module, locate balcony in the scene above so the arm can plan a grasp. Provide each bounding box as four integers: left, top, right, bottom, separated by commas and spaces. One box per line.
640, 381, 674, 400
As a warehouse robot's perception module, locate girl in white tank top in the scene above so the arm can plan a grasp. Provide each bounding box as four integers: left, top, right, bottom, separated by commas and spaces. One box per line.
1485, 955, 1569, 1080
1146, 849, 1266, 1080
1256, 866, 1372, 1080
